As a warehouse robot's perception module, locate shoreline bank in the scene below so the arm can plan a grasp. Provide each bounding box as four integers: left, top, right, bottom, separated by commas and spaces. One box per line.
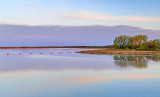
76, 48, 160, 56
1, 47, 160, 56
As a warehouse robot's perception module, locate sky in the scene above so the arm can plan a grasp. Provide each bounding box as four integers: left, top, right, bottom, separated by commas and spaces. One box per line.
0, 0, 160, 30
0, 0, 160, 46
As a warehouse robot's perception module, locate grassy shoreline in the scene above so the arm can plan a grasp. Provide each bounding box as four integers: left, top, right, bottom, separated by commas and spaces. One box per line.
76, 48, 160, 56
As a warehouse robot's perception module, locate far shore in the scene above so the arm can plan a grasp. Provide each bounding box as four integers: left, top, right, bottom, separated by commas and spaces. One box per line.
1, 47, 160, 56
0, 46, 107, 49
76, 48, 160, 56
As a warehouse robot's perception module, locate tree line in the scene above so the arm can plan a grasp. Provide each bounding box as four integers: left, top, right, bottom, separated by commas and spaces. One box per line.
114, 34, 160, 50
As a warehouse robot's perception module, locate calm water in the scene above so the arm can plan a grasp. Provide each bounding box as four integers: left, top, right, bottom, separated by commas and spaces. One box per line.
0, 48, 160, 97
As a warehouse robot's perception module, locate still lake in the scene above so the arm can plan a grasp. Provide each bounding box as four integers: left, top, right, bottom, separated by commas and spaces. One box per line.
0, 48, 160, 97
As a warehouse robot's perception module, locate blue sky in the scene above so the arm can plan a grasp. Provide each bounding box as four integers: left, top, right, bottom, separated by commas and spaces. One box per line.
0, 0, 160, 30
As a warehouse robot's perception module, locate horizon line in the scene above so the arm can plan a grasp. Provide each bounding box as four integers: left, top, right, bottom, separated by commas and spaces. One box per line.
0, 23, 159, 31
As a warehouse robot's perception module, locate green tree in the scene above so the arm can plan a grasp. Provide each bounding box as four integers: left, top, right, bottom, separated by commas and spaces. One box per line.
153, 39, 160, 50
128, 36, 134, 49
132, 35, 148, 48
114, 35, 130, 49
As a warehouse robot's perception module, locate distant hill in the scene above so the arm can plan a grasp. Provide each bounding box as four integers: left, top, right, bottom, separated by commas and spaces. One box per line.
0, 24, 159, 47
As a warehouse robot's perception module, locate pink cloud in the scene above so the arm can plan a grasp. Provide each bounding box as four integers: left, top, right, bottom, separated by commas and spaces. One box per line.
64, 12, 160, 22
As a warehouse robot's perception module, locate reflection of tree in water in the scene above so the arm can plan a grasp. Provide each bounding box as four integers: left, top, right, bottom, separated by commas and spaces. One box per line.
145, 56, 160, 62
114, 56, 148, 69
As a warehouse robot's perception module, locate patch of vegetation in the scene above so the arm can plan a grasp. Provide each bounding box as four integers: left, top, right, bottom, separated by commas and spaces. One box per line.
113, 34, 160, 51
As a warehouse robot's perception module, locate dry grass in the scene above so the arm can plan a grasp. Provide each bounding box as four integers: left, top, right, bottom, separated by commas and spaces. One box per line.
77, 48, 160, 56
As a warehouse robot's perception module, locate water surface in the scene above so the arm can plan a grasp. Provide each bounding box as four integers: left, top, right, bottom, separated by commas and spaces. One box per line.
0, 48, 160, 97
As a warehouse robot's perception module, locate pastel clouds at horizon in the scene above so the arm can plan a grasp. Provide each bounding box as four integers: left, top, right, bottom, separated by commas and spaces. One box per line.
0, 0, 160, 30
0, 24, 160, 47
64, 12, 160, 22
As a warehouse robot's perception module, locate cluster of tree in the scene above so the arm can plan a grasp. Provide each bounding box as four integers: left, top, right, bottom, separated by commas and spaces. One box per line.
114, 34, 160, 50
